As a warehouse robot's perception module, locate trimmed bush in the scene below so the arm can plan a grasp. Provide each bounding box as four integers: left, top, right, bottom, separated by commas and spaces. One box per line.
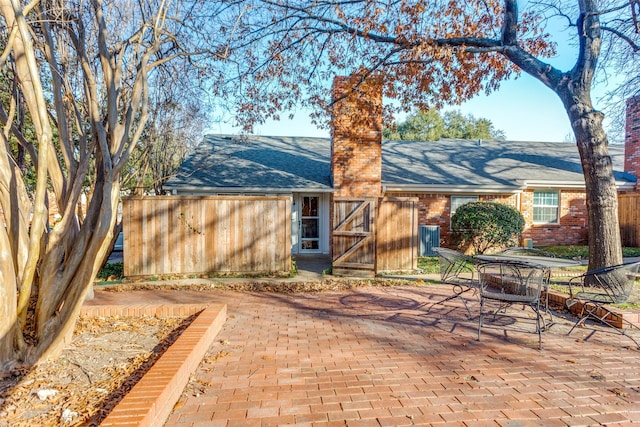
451, 201, 524, 254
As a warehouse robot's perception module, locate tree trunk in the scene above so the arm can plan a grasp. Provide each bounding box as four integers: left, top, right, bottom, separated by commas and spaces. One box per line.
561, 92, 623, 270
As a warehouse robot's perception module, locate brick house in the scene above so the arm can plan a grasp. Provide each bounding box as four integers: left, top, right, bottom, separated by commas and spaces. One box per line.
166, 80, 640, 255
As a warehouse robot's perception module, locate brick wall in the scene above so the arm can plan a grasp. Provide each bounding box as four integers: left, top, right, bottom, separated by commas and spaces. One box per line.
520, 189, 588, 246
388, 190, 588, 248
331, 76, 382, 198
624, 95, 640, 179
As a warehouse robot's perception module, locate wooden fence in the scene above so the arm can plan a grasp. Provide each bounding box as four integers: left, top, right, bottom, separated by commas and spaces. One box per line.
123, 196, 291, 276
376, 197, 418, 272
619, 193, 640, 247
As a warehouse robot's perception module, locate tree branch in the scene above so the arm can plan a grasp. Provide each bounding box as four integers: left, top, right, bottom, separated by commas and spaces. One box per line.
601, 25, 640, 50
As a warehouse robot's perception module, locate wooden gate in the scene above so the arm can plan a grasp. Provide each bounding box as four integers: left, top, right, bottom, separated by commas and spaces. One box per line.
376, 197, 418, 272
332, 197, 376, 277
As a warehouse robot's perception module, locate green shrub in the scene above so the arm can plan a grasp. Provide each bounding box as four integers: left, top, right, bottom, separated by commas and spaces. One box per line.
97, 262, 124, 280
451, 201, 524, 254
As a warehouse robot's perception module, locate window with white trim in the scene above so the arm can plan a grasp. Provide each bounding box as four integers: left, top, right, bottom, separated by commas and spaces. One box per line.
450, 196, 478, 225
533, 190, 559, 224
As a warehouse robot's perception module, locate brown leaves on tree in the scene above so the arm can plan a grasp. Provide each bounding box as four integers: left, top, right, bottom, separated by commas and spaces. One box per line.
217, 0, 556, 132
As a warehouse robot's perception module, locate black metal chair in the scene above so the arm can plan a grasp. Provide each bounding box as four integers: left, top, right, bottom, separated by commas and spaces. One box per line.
566, 261, 640, 348
432, 247, 478, 316
499, 247, 556, 320
477, 261, 547, 350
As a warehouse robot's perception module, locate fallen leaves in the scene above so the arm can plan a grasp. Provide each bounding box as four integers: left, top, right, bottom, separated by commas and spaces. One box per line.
0, 315, 188, 426
589, 370, 606, 381
103, 278, 427, 294
203, 350, 231, 364
608, 388, 630, 398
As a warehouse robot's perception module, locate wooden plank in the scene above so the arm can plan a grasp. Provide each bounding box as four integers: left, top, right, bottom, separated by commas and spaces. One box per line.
334, 235, 372, 264
375, 197, 418, 272
204, 198, 216, 272
218, 198, 230, 271
619, 194, 640, 247
282, 198, 292, 272
156, 200, 171, 271
143, 198, 153, 275
334, 198, 375, 231
332, 267, 375, 278
334, 262, 375, 270
332, 231, 371, 237
332, 198, 375, 272
122, 195, 291, 276
170, 198, 182, 274
123, 198, 140, 276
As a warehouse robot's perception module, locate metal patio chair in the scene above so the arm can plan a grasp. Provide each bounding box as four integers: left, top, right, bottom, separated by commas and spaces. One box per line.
499, 247, 557, 320
566, 261, 640, 348
431, 247, 479, 316
477, 261, 547, 350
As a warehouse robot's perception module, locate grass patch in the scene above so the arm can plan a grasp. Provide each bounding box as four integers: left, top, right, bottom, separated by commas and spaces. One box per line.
418, 256, 439, 274
540, 245, 640, 259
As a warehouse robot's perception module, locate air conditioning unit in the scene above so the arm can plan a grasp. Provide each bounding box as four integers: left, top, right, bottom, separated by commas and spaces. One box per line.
419, 225, 440, 256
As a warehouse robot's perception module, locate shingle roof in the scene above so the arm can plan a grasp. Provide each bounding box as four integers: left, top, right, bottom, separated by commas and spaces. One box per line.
165, 135, 332, 192
382, 138, 634, 189
164, 134, 635, 193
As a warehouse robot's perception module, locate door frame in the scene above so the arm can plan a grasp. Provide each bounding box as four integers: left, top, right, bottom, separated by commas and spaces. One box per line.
292, 193, 329, 254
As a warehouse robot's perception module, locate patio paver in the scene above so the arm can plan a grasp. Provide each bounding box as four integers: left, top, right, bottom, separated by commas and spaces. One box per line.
88, 283, 640, 426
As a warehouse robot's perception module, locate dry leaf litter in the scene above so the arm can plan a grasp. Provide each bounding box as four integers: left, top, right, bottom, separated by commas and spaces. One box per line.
0, 314, 191, 427
0, 278, 417, 427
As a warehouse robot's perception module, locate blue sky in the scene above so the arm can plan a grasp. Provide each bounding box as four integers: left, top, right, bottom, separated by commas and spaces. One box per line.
210, 11, 624, 143
211, 74, 591, 143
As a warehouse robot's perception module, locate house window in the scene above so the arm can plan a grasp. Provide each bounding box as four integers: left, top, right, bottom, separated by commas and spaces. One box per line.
450, 196, 478, 224
533, 191, 559, 224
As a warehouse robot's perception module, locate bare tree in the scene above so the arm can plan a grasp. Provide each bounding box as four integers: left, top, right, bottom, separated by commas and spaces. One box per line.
217, 0, 640, 271
123, 68, 209, 196
0, 0, 223, 367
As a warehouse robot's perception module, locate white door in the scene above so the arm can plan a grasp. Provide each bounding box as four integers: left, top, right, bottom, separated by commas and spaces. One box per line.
292, 193, 327, 254
299, 195, 321, 252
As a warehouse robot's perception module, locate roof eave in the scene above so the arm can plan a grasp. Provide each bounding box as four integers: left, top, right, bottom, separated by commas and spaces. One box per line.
524, 180, 637, 190
383, 180, 637, 193
382, 184, 525, 194
165, 185, 333, 194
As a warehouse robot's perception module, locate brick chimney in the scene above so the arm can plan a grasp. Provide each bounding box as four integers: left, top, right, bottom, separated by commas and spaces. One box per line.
330, 75, 383, 198
624, 95, 640, 179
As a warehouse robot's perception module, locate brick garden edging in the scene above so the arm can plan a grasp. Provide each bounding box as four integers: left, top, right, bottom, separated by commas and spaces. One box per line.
80, 303, 227, 427
546, 289, 639, 329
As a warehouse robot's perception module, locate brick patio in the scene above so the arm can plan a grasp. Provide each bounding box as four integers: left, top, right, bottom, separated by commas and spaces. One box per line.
87, 283, 640, 426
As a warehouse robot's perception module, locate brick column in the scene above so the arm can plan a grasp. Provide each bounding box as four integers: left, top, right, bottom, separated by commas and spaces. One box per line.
330, 75, 382, 198
624, 95, 640, 180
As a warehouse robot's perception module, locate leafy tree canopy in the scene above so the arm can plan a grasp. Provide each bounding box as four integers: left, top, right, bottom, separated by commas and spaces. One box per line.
215, 0, 639, 271
383, 109, 506, 141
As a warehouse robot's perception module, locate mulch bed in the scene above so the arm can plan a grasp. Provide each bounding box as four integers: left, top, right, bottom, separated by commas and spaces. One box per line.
0, 315, 192, 426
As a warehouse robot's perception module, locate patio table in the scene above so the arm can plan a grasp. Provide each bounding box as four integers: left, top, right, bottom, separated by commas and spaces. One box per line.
475, 254, 582, 321
475, 254, 582, 270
